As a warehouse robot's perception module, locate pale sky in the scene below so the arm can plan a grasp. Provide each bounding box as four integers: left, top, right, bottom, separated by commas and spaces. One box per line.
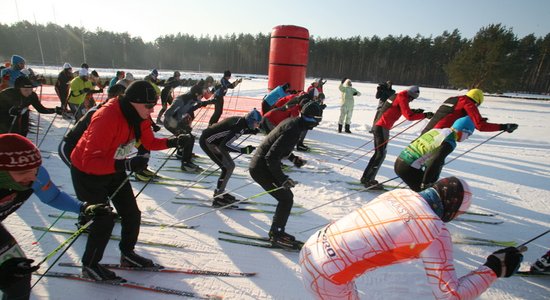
4, 0, 550, 42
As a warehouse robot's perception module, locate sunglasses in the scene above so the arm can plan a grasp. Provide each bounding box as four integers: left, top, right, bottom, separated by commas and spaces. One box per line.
144, 103, 156, 109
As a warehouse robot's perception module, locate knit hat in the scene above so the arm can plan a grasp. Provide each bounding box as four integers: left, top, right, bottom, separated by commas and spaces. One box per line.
79, 68, 89, 77
124, 80, 158, 104
14, 76, 33, 89
223, 70, 231, 77
0, 134, 42, 171
407, 86, 420, 99
63, 62, 72, 69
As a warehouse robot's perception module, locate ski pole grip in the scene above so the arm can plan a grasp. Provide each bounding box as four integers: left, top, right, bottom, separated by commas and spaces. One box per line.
516, 245, 528, 253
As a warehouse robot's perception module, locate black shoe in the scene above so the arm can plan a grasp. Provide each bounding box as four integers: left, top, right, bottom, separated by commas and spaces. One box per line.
212, 193, 239, 207
269, 229, 302, 250
181, 161, 202, 172
345, 124, 352, 133
82, 264, 124, 282
120, 251, 157, 268
531, 251, 550, 274
362, 179, 385, 190
296, 144, 310, 152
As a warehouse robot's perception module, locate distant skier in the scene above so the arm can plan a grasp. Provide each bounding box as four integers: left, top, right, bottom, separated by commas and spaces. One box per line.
0, 55, 26, 89
394, 116, 475, 191
199, 108, 262, 206
262, 82, 290, 114
421, 89, 518, 134
360, 86, 433, 189
299, 176, 523, 299
0, 134, 111, 300
249, 101, 322, 250
209, 70, 242, 125
55, 62, 74, 115
338, 78, 361, 133
156, 71, 182, 124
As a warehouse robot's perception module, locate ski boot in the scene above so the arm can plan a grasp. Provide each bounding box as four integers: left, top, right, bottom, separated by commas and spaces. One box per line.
269, 227, 303, 251
531, 251, 550, 274
82, 264, 125, 282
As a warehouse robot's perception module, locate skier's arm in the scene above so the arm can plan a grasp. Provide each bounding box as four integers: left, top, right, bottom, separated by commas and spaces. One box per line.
32, 166, 83, 214
138, 119, 170, 151
398, 98, 425, 121
463, 101, 502, 132
420, 227, 497, 300
265, 133, 298, 184
28, 92, 55, 114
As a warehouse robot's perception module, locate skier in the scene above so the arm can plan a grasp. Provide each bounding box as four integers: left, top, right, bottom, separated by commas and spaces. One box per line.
421, 89, 518, 134
115, 72, 134, 88
306, 79, 321, 100
67, 68, 96, 121
156, 71, 182, 124
299, 176, 523, 299
394, 116, 475, 191
249, 101, 322, 249
0, 76, 61, 136
69, 80, 189, 281
209, 70, 242, 125
0, 55, 26, 89
338, 78, 361, 133
360, 86, 433, 189
371, 80, 396, 131
144, 69, 161, 97
199, 108, 262, 206
0, 133, 111, 300
109, 70, 125, 88
260, 93, 311, 134
164, 82, 216, 172
261, 82, 290, 115
54, 62, 74, 115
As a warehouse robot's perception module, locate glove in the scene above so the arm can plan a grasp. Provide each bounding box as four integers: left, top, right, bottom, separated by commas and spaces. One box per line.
240, 145, 256, 154
281, 177, 297, 189
291, 156, 306, 168
501, 123, 518, 133
114, 156, 149, 173
320, 104, 327, 109
482, 117, 489, 122
55, 106, 64, 115
412, 108, 424, 114
82, 203, 113, 217
167, 134, 191, 148
152, 123, 161, 132
0, 258, 39, 283
484, 247, 523, 277
423, 112, 434, 119
353, 92, 358, 96
8, 106, 21, 116
81, 88, 91, 94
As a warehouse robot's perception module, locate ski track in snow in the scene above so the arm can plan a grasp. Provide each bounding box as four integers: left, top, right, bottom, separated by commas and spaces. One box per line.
3, 79, 550, 299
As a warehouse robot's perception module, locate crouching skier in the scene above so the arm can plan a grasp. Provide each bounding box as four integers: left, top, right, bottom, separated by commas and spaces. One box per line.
249, 102, 322, 250
199, 108, 262, 207
0, 134, 111, 299
299, 177, 523, 299
69, 81, 188, 281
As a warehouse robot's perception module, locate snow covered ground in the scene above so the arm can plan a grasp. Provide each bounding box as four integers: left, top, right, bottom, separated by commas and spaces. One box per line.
5, 78, 550, 299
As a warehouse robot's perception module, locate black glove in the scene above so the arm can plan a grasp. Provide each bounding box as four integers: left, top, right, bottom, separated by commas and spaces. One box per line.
114, 156, 149, 173
81, 203, 113, 217
8, 106, 21, 116
482, 117, 489, 122
501, 123, 518, 133
167, 134, 191, 148
240, 145, 256, 154
291, 156, 306, 168
353, 92, 358, 96
320, 104, 327, 109
423, 112, 434, 119
0, 258, 39, 283
484, 247, 523, 277
152, 123, 161, 132
412, 108, 424, 114
281, 177, 297, 189
55, 106, 64, 115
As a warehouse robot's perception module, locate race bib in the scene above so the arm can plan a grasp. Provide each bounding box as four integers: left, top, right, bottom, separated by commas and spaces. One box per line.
113, 139, 136, 160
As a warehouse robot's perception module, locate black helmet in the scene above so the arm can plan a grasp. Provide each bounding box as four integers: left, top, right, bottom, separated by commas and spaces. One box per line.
223, 70, 231, 77
124, 80, 157, 104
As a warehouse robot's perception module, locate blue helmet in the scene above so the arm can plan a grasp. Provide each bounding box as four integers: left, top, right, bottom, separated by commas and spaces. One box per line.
245, 108, 262, 129
452, 116, 475, 141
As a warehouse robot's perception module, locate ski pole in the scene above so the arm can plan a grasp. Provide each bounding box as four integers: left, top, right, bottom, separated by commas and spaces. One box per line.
336, 119, 407, 161
164, 182, 275, 228
35, 85, 43, 144
37, 113, 59, 148
134, 147, 178, 199
30, 219, 93, 289
340, 120, 423, 170
295, 176, 400, 215
516, 229, 550, 252
445, 131, 506, 165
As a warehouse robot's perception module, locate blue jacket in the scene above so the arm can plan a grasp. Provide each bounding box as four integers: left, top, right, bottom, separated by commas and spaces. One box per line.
263, 85, 289, 106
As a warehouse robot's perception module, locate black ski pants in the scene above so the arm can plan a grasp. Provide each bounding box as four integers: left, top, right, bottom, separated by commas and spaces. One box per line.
249, 161, 294, 229
361, 125, 389, 182
394, 157, 424, 192
71, 167, 141, 266
0, 225, 31, 300
199, 138, 235, 193
208, 95, 224, 126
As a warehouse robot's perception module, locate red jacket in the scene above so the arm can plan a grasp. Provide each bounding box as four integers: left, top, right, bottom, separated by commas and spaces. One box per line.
71, 98, 169, 175
376, 90, 425, 129
273, 94, 297, 108
433, 95, 502, 131
264, 104, 301, 126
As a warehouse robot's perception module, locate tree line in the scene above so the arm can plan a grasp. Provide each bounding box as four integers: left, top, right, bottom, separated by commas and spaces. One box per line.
1, 21, 548, 94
